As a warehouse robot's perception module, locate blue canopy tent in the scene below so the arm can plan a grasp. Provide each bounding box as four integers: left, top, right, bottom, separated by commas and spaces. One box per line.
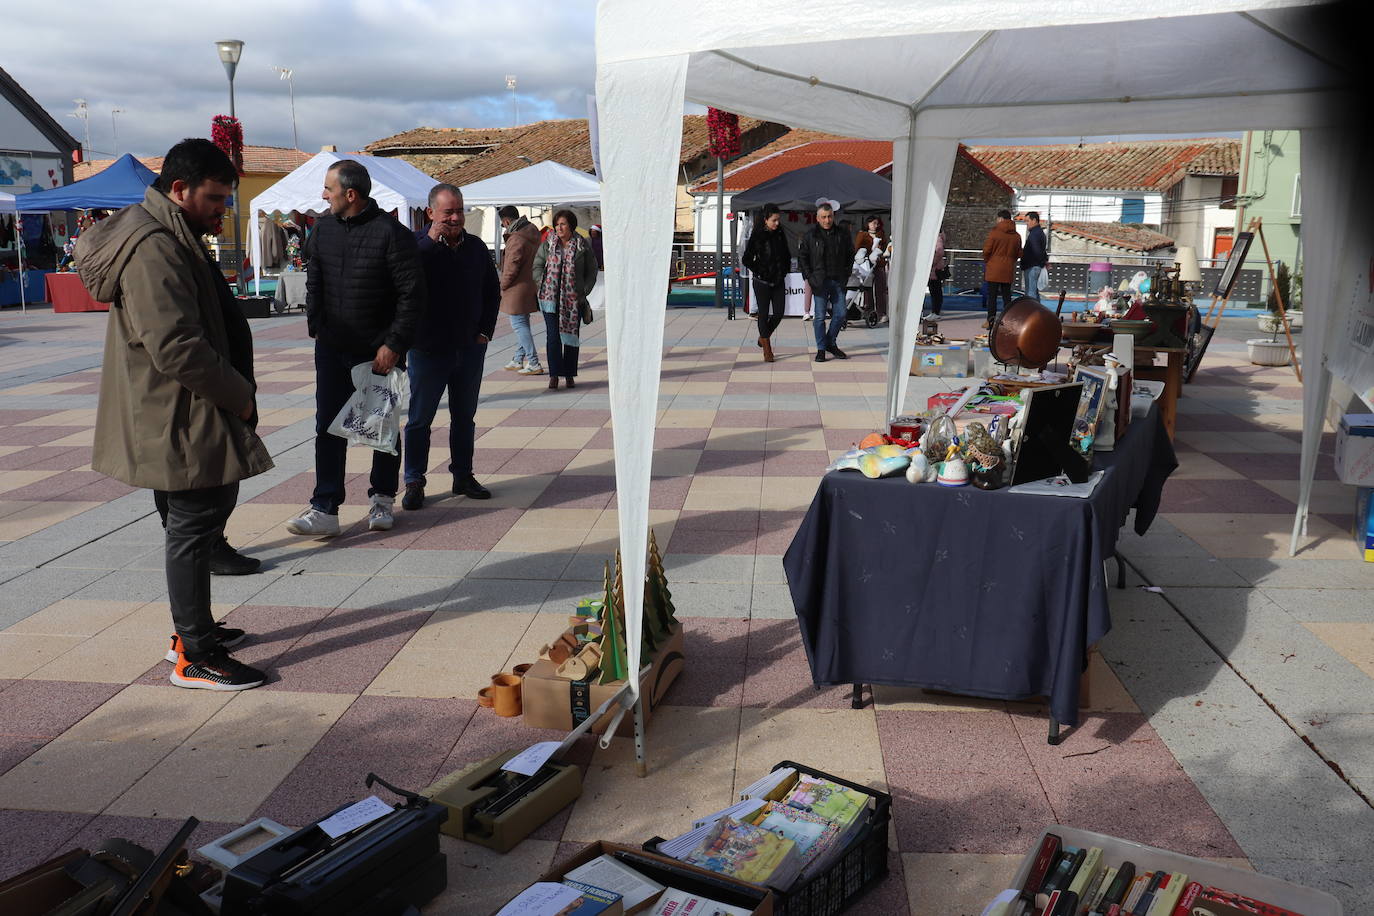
15, 154, 158, 212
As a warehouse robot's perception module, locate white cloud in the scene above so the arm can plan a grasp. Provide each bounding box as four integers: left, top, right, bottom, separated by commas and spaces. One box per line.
6, 0, 596, 158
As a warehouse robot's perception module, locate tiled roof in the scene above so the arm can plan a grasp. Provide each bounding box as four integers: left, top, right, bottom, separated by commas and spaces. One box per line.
691, 137, 1013, 196
73, 146, 310, 180
364, 126, 526, 153
1052, 220, 1175, 252
966, 138, 1239, 192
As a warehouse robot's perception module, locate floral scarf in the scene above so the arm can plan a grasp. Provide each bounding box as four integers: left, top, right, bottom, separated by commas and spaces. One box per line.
539, 233, 587, 348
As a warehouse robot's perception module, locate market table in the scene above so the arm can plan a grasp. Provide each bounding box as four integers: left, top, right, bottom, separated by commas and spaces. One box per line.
782, 402, 1177, 738
272, 271, 307, 313
45, 272, 109, 313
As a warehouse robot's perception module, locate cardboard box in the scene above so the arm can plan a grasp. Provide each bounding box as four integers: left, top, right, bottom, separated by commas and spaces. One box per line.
509, 841, 774, 916
522, 624, 684, 736
1335, 413, 1374, 486
1356, 487, 1374, 562
909, 344, 967, 377
970, 345, 999, 378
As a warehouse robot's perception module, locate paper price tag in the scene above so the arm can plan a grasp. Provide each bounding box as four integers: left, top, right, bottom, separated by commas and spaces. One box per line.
317, 795, 393, 839
501, 741, 560, 777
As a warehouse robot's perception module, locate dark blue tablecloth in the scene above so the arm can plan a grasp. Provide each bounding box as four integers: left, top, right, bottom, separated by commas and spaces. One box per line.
782, 405, 1176, 727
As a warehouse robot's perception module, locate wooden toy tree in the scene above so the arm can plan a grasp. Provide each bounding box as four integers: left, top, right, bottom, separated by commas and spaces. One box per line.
647, 530, 679, 628
596, 558, 630, 685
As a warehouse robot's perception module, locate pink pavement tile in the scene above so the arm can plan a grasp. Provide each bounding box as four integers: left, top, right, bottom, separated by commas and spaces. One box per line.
262, 618, 420, 693
471, 448, 511, 475
693, 450, 765, 476
766, 411, 823, 429
739, 644, 855, 709
0, 426, 81, 446
824, 428, 878, 449
0, 446, 81, 470
439, 709, 596, 772
414, 506, 522, 550
247, 471, 367, 506
680, 617, 751, 659
757, 511, 805, 550
877, 710, 1032, 775
63, 383, 103, 395
888, 770, 1056, 853
661, 658, 746, 707
1209, 450, 1339, 481
654, 428, 710, 449
730, 382, 772, 394
676, 509, 759, 532
553, 409, 611, 427
497, 449, 580, 475
762, 451, 829, 476
1009, 713, 1243, 857
584, 428, 616, 448
0, 737, 46, 777
256, 380, 304, 394
532, 475, 615, 509
0, 809, 97, 878
0, 409, 56, 426
1172, 412, 1262, 432
1, 470, 110, 500
608, 476, 690, 510
332, 515, 436, 549
770, 382, 824, 394
747, 619, 801, 656
1158, 478, 1296, 514
0, 681, 124, 738
712, 410, 772, 428
504, 409, 566, 426
133, 605, 336, 686
256, 696, 475, 827
64, 815, 241, 857
60, 478, 137, 501
667, 529, 757, 555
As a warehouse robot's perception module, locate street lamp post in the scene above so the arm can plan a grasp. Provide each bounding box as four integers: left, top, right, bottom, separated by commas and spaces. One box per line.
506, 75, 517, 127
110, 107, 124, 155
215, 39, 245, 293
68, 99, 90, 156
271, 66, 298, 151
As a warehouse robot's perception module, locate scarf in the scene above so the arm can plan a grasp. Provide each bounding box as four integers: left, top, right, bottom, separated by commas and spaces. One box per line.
539, 233, 586, 348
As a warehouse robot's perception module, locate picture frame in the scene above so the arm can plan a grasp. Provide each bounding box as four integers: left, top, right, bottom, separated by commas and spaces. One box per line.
1069, 367, 1110, 458
1213, 231, 1253, 299
1008, 382, 1089, 486
1184, 322, 1215, 383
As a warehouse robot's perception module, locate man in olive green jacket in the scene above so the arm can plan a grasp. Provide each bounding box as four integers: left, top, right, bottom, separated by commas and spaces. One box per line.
77, 138, 273, 691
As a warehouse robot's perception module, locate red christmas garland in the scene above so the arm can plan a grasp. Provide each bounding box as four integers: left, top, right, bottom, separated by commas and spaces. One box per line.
211, 115, 244, 173
707, 108, 740, 160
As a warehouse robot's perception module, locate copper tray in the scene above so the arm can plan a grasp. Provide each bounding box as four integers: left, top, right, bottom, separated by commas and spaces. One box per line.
990, 297, 1061, 368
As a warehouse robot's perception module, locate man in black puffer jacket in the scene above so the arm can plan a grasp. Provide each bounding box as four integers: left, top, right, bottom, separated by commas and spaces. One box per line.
796, 201, 851, 361
286, 159, 425, 538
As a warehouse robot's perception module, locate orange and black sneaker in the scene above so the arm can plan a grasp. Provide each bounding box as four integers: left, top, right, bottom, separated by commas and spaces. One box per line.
164, 624, 247, 663
170, 649, 266, 691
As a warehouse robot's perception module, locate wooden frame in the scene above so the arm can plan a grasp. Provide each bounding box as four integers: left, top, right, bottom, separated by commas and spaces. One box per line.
1213, 230, 1253, 300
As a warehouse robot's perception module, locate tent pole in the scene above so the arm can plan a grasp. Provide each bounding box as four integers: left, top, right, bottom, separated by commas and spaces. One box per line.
715, 155, 726, 315
15, 223, 25, 315
1291, 363, 1331, 555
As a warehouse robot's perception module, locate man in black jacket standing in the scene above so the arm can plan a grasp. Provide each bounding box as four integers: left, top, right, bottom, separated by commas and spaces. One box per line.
401, 184, 500, 509
1021, 211, 1049, 303
796, 201, 850, 361
287, 159, 425, 537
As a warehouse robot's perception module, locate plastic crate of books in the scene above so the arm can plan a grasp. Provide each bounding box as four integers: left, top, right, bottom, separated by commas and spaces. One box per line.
643, 760, 891, 916
994, 825, 1341, 915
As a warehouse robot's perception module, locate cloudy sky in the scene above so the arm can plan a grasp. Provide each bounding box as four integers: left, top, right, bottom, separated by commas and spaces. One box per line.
8, 1, 598, 159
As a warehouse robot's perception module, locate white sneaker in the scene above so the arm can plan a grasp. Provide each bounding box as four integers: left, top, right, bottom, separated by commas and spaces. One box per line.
367, 495, 395, 531
518, 362, 545, 375
285, 507, 340, 537
503, 357, 524, 371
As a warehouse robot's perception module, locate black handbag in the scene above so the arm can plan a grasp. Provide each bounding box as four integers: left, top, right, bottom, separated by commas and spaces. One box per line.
579, 301, 595, 325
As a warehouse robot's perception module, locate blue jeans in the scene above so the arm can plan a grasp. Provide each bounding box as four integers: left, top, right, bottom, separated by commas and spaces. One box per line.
811, 279, 846, 350
403, 343, 487, 486
507, 312, 538, 364
1023, 266, 1045, 303
311, 341, 401, 514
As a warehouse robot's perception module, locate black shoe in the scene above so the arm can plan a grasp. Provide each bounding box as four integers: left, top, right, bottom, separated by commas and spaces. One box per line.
209, 538, 261, 576
171, 649, 266, 691
402, 482, 425, 511
826, 344, 848, 359
165, 623, 247, 663
565, 378, 575, 389
453, 475, 492, 500
815, 349, 827, 362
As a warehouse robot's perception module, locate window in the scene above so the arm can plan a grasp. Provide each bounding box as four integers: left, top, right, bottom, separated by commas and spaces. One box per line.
1290, 173, 1301, 218
1063, 195, 1093, 220
1220, 176, 1238, 210
1120, 198, 1145, 223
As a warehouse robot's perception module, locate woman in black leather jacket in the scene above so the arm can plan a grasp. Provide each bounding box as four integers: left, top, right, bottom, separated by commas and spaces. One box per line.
741, 203, 791, 362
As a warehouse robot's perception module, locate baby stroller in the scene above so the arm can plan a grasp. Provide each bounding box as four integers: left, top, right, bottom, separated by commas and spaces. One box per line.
845, 247, 879, 328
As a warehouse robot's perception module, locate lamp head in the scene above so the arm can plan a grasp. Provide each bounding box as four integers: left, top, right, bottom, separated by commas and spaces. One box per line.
1174, 246, 1202, 283
216, 39, 244, 80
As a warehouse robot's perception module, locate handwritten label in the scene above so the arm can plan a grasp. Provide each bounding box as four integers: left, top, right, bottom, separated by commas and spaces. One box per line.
317, 795, 392, 839
501, 741, 560, 777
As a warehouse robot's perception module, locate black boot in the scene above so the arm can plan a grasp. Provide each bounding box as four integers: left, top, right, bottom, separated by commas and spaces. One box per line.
209, 538, 261, 576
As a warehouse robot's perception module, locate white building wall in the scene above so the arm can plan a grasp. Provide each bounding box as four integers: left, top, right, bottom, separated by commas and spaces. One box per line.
1015, 189, 1164, 226
693, 193, 736, 248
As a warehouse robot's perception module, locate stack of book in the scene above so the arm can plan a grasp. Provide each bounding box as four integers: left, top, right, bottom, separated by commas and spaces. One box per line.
657, 767, 873, 892
994, 833, 1315, 916
496, 852, 756, 916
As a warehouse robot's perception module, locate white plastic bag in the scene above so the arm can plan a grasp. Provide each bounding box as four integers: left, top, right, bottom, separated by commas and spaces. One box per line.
327, 363, 410, 455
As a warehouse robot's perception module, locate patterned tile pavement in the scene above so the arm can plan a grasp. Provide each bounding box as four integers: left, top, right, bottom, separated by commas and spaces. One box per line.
1, 304, 1372, 913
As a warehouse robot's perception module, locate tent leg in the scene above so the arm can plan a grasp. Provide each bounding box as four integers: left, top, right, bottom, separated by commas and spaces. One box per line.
633, 696, 648, 778
1291, 365, 1332, 556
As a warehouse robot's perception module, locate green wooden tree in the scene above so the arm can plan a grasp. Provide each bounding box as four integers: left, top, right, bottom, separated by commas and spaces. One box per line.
596, 558, 630, 684
648, 530, 678, 626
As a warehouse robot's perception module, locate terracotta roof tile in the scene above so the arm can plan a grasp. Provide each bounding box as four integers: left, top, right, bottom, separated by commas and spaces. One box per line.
966, 138, 1239, 192
364, 126, 526, 152
72, 145, 310, 181
1052, 220, 1175, 252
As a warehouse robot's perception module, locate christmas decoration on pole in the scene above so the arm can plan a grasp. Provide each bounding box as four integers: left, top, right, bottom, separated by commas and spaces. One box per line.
706, 108, 741, 159
211, 115, 245, 173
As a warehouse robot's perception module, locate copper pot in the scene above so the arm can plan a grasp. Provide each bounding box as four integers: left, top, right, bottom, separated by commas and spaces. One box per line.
990, 297, 1061, 368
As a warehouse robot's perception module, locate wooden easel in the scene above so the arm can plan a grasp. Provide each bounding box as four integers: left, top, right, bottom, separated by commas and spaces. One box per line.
1206, 218, 1301, 382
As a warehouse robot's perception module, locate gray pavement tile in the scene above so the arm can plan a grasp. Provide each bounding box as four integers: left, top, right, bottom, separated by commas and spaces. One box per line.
559, 553, 613, 581
1259, 587, 1374, 623
288, 547, 402, 577
749, 582, 795, 619
1114, 523, 1211, 560
753, 555, 787, 584
1201, 772, 1374, 862
1129, 555, 1251, 587
1222, 557, 1374, 589
1247, 856, 1374, 915
466, 551, 573, 582
99, 515, 166, 545
248, 573, 364, 609
338, 576, 456, 612
377, 549, 484, 580
42, 541, 160, 571
439, 578, 556, 615
208, 572, 278, 605
68, 570, 168, 603
0, 567, 108, 627
662, 554, 754, 584
1295, 713, 1374, 779
665, 582, 751, 618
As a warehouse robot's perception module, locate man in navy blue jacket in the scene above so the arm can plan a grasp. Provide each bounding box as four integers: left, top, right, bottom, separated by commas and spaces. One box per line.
401, 183, 500, 510
1021, 211, 1049, 303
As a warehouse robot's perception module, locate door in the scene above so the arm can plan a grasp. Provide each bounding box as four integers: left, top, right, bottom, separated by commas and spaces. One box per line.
1212, 228, 1234, 261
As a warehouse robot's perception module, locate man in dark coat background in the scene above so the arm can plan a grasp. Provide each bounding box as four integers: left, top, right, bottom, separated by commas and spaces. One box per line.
401, 184, 501, 509
796, 200, 852, 362
286, 159, 425, 537
981, 208, 1022, 327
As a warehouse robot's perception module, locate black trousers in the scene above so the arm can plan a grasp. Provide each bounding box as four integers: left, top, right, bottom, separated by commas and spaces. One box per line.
155, 482, 239, 660
542, 309, 579, 379
927, 279, 944, 315
987, 281, 1014, 320
752, 278, 785, 338
311, 340, 401, 514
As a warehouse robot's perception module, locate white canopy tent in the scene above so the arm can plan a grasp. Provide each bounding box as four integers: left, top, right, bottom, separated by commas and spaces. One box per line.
249, 151, 438, 295
459, 160, 601, 208
594, 0, 1358, 715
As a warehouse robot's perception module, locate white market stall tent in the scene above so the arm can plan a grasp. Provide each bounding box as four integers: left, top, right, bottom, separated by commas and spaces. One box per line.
459, 160, 601, 208
249, 151, 437, 295
592, 0, 1359, 719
